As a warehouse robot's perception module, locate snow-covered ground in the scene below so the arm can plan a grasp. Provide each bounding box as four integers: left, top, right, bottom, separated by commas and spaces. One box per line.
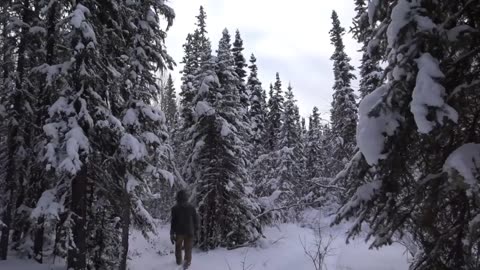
0, 259, 64, 270
0, 211, 411, 270
129, 211, 410, 270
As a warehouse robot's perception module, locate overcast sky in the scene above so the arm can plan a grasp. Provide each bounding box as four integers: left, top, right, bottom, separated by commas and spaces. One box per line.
165, 0, 361, 120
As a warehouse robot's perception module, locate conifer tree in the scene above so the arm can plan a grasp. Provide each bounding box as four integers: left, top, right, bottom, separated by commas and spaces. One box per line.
0, 0, 46, 259
247, 54, 267, 158
10, 1, 177, 269
184, 29, 261, 250
232, 30, 249, 110
351, 0, 383, 99
176, 6, 212, 173
276, 84, 303, 203
163, 74, 178, 128
335, 1, 480, 269
178, 6, 210, 130
266, 73, 284, 152
328, 10, 358, 177
305, 107, 324, 180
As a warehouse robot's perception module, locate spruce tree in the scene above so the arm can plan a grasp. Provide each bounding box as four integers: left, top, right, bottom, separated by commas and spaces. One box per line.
163, 74, 178, 128
24, 1, 176, 269
305, 107, 324, 180
351, 0, 383, 99
247, 54, 267, 158
328, 10, 358, 177
335, 1, 480, 269
276, 84, 303, 206
0, 0, 45, 259
176, 6, 212, 176
266, 73, 284, 152
179, 6, 209, 130
184, 29, 261, 250
232, 30, 249, 111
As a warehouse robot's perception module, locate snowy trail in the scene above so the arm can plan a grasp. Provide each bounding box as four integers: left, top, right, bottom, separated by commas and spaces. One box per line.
128, 222, 410, 270
0, 220, 410, 270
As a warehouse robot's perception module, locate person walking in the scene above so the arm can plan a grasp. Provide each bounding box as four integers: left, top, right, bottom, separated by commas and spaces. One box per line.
170, 190, 199, 269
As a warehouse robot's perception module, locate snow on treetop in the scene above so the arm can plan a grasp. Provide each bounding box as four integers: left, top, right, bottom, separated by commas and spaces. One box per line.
357, 85, 401, 165
443, 143, 480, 196
411, 53, 458, 133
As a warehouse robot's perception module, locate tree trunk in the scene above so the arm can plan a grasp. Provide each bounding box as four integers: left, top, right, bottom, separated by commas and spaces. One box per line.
33, 217, 44, 263
119, 164, 130, 270
67, 167, 87, 270
119, 194, 130, 270
0, 197, 12, 260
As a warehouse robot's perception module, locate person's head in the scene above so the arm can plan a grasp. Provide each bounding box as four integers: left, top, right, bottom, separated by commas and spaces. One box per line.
176, 189, 188, 204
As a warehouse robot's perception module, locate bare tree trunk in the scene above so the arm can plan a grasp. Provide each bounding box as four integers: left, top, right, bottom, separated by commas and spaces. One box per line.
33, 217, 44, 263
119, 165, 130, 270
119, 194, 130, 270
0, 198, 12, 260
67, 167, 87, 270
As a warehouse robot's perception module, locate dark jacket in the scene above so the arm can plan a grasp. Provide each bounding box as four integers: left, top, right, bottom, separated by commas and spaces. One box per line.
170, 191, 199, 237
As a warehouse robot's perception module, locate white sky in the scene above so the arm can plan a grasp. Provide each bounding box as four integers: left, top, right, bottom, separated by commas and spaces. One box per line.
165, 0, 361, 120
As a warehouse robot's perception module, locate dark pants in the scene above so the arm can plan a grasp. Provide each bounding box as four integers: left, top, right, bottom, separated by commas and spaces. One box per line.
175, 235, 193, 266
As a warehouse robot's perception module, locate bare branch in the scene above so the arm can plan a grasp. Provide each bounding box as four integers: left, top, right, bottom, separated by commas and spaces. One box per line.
300, 226, 336, 270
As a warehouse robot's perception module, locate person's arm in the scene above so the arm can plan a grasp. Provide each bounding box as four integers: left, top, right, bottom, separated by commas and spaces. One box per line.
192, 206, 199, 233
170, 207, 176, 244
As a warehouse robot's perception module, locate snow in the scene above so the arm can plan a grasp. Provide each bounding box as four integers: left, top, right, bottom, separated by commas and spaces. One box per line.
414, 15, 436, 32
29, 26, 47, 35
411, 53, 458, 133
0, 260, 64, 270
387, 0, 413, 48
470, 214, 480, 234
259, 190, 283, 209
31, 189, 64, 221
128, 219, 409, 270
160, 169, 175, 187
220, 121, 233, 137
0, 218, 409, 270
123, 108, 139, 126
48, 97, 74, 117
143, 132, 161, 145
447, 25, 475, 41
141, 104, 166, 123
127, 173, 141, 193
59, 126, 90, 174
70, 4, 97, 44
120, 134, 147, 161
443, 143, 480, 196
357, 85, 401, 165
70, 4, 91, 28
368, 0, 379, 26
338, 181, 381, 219
194, 101, 215, 117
